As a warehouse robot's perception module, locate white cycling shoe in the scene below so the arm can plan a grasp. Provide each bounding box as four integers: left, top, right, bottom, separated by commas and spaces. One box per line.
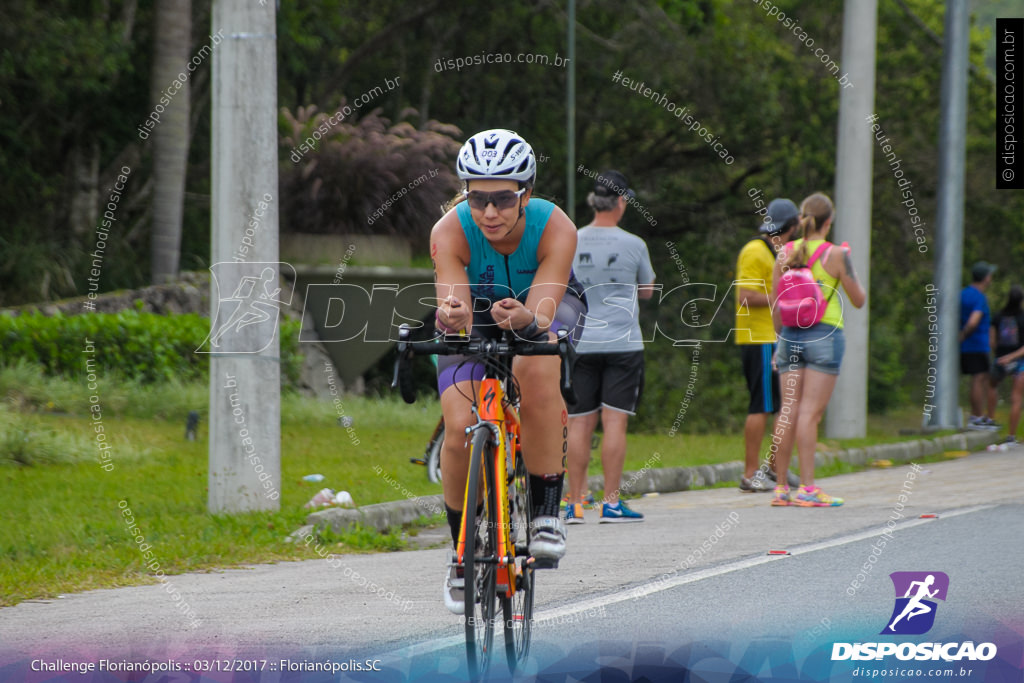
528, 515, 566, 567
443, 556, 465, 615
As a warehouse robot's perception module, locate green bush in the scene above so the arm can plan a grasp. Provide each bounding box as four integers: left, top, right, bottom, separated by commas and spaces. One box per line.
0, 310, 303, 387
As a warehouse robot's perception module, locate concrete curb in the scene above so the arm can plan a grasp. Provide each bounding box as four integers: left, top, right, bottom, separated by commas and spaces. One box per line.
304, 430, 1002, 535
608, 429, 1001, 496
306, 494, 446, 537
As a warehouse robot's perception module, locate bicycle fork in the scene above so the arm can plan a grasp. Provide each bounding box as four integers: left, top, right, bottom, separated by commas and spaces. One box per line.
456, 390, 519, 600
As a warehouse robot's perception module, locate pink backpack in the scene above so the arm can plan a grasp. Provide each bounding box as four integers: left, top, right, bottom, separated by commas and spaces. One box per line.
776, 242, 835, 329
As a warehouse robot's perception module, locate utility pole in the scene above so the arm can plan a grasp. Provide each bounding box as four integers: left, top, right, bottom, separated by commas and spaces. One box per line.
927, 0, 970, 429
566, 0, 576, 223
827, 0, 878, 439
208, 0, 281, 512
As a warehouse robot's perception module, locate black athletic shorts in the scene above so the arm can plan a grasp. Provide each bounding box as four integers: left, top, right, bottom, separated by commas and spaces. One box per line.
960, 352, 990, 375
566, 351, 645, 416
741, 343, 780, 415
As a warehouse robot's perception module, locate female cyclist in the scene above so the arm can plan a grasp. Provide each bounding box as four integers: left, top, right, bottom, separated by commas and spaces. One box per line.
769, 192, 866, 507
431, 129, 587, 613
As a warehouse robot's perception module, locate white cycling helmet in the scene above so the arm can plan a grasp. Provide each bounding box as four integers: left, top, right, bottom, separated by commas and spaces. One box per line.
456, 128, 536, 187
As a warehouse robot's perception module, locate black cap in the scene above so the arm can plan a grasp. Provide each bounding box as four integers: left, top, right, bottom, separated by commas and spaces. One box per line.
971, 261, 997, 282
594, 170, 636, 199
760, 198, 800, 234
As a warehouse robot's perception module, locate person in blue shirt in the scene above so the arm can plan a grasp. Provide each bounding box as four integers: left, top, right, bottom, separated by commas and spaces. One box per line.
960, 261, 997, 430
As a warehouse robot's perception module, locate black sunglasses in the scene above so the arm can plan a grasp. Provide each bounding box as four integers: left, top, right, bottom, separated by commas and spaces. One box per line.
462, 188, 526, 211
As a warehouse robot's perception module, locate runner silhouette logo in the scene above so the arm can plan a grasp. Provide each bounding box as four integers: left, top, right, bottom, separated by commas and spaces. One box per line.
881, 571, 949, 635
199, 262, 295, 354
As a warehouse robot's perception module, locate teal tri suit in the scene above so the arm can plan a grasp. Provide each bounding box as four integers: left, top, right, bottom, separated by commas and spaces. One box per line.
456, 198, 554, 304
437, 198, 587, 393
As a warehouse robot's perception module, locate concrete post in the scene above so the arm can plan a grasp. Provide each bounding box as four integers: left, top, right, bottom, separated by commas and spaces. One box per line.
927, 0, 970, 429
208, 0, 281, 512
826, 0, 878, 439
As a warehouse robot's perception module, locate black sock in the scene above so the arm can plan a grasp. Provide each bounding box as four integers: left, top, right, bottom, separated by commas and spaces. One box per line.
445, 502, 485, 548
445, 504, 461, 548
529, 472, 564, 519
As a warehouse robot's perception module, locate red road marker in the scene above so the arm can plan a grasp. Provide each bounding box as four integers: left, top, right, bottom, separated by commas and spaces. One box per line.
767, 550, 790, 555
919, 513, 938, 518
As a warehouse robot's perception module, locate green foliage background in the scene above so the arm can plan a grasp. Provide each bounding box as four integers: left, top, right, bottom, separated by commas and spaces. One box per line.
0, 310, 304, 387
1, 0, 1021, 432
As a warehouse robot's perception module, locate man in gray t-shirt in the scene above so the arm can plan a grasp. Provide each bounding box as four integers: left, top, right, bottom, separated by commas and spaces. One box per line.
565, 170, 655, 524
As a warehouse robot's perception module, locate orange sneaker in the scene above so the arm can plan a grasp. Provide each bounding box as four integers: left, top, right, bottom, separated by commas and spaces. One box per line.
770, 485, 792, 507
793, 485, 844, 507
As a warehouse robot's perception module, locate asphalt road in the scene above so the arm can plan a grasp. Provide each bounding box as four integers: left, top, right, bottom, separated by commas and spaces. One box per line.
1, 447, 1021, 682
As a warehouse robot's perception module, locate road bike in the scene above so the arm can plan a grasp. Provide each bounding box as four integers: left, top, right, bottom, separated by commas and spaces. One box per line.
392, 323, 575, 679
409, 416, 444, 484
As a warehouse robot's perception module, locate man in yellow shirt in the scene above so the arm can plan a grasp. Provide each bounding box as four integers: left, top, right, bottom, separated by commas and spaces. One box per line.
735, 198, 800, 492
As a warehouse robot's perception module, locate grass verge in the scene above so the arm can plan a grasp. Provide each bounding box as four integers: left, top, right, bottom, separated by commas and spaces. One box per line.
0, 366, 980, 606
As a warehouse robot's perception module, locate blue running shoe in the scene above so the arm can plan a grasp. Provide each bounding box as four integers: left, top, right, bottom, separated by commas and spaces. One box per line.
599, 500, 644, 523
564, 502, 585, 525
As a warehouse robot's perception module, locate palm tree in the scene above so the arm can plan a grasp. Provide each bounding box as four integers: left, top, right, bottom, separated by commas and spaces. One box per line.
149, 0, 191, 284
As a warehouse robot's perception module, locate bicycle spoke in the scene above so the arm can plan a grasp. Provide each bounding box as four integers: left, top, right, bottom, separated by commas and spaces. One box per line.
464, 428, 498, 680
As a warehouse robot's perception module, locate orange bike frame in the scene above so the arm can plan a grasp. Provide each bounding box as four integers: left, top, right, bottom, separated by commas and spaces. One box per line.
456, 378, 521, 599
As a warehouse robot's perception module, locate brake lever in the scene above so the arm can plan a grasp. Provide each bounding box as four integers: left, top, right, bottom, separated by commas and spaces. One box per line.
392, 324, 417, 403
556, 329, 577, 406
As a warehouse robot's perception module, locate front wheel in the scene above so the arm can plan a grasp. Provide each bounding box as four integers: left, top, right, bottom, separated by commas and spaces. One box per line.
464, 427, 498, 680
502, 451, 534, 671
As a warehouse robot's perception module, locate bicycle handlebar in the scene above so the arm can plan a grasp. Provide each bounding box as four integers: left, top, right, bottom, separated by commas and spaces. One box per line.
391, 323, 577, 406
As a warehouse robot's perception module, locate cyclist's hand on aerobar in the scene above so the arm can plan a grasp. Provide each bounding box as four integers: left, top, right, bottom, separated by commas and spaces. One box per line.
438, 295, 470, 333
491, 298, 534, 331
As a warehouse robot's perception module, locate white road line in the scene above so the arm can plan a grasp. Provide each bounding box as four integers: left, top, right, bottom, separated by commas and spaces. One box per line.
381, 504, 995, 660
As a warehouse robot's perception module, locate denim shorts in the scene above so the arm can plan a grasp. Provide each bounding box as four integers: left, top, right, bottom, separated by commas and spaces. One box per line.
776, 324, 845, 375
991, 358, 1024, 382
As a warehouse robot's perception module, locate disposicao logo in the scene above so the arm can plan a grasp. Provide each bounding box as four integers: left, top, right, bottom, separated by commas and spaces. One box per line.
882, 571, 948, 635
831, 571, 997, 662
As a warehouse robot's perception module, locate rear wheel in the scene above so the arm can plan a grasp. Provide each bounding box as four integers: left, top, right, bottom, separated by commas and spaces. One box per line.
464, 427, 498, 680
426, 425, 444, 484
502, 450, 534, 671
